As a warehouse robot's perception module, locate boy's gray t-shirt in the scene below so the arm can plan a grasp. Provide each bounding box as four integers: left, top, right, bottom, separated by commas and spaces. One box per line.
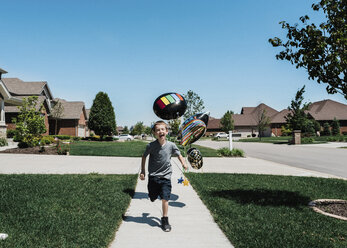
143, 140, 181, 179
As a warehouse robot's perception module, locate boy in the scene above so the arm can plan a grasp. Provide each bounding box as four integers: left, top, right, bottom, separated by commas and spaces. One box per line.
140, 120, 187, 232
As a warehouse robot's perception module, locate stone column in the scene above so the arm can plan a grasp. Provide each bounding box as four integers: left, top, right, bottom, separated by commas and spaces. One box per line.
292, 130, 301, 145
0, 98, 6, 138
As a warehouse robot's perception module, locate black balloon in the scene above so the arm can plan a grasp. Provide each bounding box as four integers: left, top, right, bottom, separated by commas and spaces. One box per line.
153, 92, 187, 120
187, 148, 203, 169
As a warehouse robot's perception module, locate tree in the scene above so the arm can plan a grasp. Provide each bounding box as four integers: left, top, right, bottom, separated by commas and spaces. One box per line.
285, 85, 311, 132
322, 122, 331, 136
168, 118, 181, 136
220, 110, 234, 133
50, 100, 64, 135
183, 90, 205, 119
256, 109, 271, 139
144, 126, 152, 135
131, 122, 145, 135
123, 126, 129, 134
331, 117, 340, 135
14, 96, 46, 147
88, 92, 116, 139
269, 0, 347, 99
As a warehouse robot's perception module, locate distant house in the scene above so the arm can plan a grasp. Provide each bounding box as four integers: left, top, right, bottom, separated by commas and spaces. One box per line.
207, 100, 347, 137
49, 98, 88, 137
1, 77, 54, 135
0, 69, 22, 137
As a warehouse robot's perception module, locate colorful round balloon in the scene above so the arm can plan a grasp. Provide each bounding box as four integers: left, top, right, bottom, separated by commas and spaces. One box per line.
179, 118, 206, 146
187, 148, 203, 169
153, 92, 187, 120
192, 112, 210, 126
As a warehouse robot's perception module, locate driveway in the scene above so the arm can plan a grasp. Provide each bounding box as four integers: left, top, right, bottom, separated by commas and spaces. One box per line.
196, 140, 347, 178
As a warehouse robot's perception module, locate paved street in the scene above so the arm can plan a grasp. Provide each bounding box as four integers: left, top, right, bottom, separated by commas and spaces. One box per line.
196, 140, 347, 178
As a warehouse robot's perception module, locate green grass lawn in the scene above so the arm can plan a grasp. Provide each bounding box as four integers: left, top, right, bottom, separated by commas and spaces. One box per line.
0, 174, 137, 248
187, 173, 347, 248
70, 140, 220, 157
238, 136, 292, 144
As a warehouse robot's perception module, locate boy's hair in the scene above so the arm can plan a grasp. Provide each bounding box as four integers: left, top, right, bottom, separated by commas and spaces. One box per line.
152, 121, 168, 131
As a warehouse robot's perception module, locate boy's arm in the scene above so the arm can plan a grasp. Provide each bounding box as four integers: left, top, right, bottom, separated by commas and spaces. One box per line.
140, 155, 146, 180
178, 154, 188, 171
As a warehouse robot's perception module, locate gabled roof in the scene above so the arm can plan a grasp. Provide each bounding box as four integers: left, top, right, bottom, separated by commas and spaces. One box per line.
271, 109, 291, 124
85, 109, 90, 120
307, 99, 347, 121
206, 117, 220, 129
233, 114, 258, 126
2, 77, 49, 95
4, 95, 48, 113
54, 98, 86, 119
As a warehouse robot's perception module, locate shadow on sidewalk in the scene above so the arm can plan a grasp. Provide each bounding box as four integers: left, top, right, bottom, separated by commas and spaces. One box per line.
122, 213, 161, 227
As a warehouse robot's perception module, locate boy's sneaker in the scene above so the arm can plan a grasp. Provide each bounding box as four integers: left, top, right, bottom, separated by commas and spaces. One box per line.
161, 217, 171, 232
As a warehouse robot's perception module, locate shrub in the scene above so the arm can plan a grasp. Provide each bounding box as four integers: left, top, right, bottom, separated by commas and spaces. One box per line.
6, 129, 17, 138
52, 135, 71, 140
71, 136, 81, 142
217, 147, 245, 157
301, 137, 314, 144
321, 122, 331, 136
40, 136, 55, 145
331, 118, 340, 136
0, 137, 8, 147
56, 141, 70, 155
104, 136, 113, 141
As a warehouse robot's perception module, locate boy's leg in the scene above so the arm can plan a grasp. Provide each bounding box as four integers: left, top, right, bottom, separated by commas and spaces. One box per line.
162, 199, 169, 217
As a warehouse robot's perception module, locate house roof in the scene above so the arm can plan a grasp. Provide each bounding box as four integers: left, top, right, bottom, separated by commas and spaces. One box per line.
85, 109, 90, 119
55, 98, 86, 119
271, 109, 291, 124
0, 68, 8, 74
206, 117, 220, 129
307, 99, 347, 121
2, 78, 47, 95
4, 95, 48, 113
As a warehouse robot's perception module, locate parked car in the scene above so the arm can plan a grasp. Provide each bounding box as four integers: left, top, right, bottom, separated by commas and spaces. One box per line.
214, 132, 229, 139
114, 134, 134, 141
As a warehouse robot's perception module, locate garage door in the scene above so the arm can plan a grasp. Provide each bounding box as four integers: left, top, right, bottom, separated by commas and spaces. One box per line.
78, 125, 85, 137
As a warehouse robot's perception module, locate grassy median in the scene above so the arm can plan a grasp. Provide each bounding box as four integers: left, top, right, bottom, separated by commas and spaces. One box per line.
0, 174, 137, 248
187, 173, 347, 248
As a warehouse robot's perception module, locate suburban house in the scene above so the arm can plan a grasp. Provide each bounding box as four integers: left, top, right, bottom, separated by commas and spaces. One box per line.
0, 68, 22, 138
49, 98, 88, 137
207, 100, 347, 137
0, 67, 89, 138
1, 76, 54, 136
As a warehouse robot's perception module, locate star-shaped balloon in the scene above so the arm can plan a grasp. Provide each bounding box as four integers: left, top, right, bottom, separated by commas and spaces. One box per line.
177, 177, 184, 184
183, 177, 189, 186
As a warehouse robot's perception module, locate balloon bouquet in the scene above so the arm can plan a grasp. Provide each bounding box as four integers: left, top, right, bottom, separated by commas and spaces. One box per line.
153, 92, 209, 186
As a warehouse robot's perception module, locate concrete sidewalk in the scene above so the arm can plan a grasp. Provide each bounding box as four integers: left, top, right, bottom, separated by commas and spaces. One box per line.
110, 158, 233, 248
0, 153, 343, 248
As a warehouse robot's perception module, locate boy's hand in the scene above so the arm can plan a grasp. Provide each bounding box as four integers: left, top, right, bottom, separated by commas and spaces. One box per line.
139, 173, 145, 180
182, 163, 188, 171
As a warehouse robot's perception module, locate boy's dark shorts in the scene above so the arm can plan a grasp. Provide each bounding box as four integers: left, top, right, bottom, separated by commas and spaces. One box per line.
148, 176, 171, 202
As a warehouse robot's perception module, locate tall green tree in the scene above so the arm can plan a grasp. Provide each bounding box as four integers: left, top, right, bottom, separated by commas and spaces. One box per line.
131, 122, 145, 135
269, 0, 347, 99
183, 90, 205, 119
220, 110, 234, 133
257, 109, 271, 139
14, 96, 46, 147
285, 86, 311, 132
122, 126, 129, 134
88, 92, 116, 139
168, 118, 181, 136
331, 117, 340, 135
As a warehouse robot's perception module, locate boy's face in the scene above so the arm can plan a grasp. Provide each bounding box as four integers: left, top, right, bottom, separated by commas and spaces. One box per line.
154, 124, 168, 141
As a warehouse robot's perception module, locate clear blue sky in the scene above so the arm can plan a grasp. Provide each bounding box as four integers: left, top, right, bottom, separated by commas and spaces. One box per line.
1, 0, 345, 127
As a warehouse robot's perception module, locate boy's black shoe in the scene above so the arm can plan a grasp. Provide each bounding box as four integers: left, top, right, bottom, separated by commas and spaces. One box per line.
161, 217, 171, 232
